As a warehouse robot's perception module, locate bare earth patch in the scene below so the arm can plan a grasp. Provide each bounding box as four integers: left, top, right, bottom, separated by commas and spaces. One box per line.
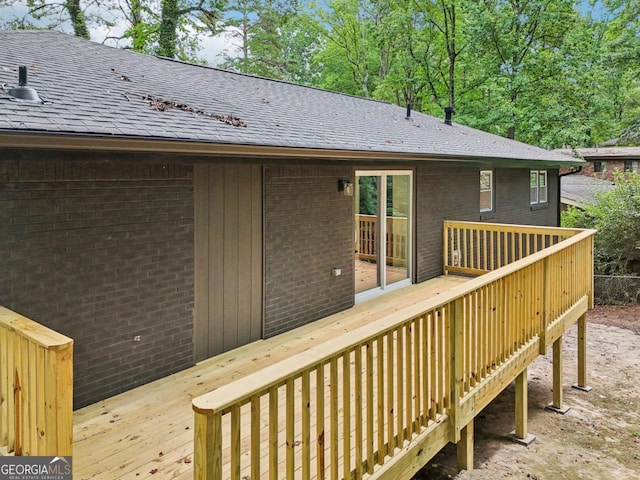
415, 305, 640, 480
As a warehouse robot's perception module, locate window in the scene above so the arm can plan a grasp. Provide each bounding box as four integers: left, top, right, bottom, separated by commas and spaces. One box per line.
480, 170, 493, 212
624, 161, 635, 172
530, 170, 548, 205
593, 161, 605, 173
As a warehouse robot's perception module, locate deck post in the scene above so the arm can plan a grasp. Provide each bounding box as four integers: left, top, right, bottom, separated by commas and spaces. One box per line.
546, 335, 570, 414
572, 313, 592, 392
540, 257, 550, 354
193, 410, 222, 480
449, 298, 464, 443
457, 418, 474, 471
511, 367, 536, 445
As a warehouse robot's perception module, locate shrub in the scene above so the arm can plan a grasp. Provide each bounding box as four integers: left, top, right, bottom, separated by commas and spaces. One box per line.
562, 172, 640, 275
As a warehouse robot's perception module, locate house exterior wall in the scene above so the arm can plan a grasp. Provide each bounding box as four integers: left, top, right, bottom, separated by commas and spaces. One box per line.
482, 168, 559, 226
414, 166, 559, 282
415, 166, 480, 282
1, 151, 563, 408
263, 165, 354, 337
579, 160, 638, 181
0, 152, 194, 408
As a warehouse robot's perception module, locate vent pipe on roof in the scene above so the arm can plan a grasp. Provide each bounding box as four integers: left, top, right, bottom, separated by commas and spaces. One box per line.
406, 103, 411, 120
444, 106, 454, 126
8, 66, 42, 102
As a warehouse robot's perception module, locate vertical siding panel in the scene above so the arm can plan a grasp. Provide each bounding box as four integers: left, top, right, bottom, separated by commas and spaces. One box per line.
209, 165, 225, 356
223, 165, 240, 350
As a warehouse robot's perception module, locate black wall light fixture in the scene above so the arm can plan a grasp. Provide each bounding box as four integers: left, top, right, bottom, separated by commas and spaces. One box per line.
338, 179, 354, 196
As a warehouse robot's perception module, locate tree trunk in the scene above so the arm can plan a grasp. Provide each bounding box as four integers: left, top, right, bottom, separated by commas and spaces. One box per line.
158, 0, 179, 58
447, 1, 456, 111
65, 0, 89, 39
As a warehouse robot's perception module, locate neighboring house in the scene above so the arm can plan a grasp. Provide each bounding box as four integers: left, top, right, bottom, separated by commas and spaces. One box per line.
0, 30, 582, 409
560, 174, 615, 211
556, 147, 640, 181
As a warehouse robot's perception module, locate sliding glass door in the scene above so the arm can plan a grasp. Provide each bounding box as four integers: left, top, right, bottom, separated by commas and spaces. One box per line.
355, 171, 412, 300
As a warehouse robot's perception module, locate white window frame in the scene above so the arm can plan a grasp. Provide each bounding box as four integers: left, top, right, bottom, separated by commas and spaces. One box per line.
530, 170, 548, 205
480, 170, 494, 212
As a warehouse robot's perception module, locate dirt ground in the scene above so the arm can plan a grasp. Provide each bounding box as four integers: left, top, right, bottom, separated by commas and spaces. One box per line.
415, 305, 640, 480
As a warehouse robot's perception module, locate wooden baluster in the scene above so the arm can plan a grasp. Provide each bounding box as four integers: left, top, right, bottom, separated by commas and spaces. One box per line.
301, 372, 310, 480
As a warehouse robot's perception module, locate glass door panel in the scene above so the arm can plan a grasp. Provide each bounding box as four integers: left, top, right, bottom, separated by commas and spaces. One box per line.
355, 175, 380, 294
355, 171, 412, 299
385, 174, 410, 286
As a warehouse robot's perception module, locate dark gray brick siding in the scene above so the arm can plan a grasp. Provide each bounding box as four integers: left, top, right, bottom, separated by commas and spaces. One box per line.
415, 166, 558, 283
0, 152, 194, 408
415, 165, 480, 282
0, 150, 561, 408
482, 168, 559, 227
263, 165, 354, 337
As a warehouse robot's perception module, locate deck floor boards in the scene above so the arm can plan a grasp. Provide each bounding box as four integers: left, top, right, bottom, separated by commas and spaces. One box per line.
73, 276, 468, 479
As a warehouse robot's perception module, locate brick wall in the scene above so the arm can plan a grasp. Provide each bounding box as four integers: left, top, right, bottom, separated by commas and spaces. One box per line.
415, 166, 559, 282
415, 166, 480, 282
483, 168, 559, 226
0, 151, 194, 408
263, 165, 354, 337
580, 160, 631, 181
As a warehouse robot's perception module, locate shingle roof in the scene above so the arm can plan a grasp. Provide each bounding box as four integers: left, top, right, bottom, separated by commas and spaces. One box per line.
561, 174, 615, 208
555, 147, 640, 161
0, 30, 577, 165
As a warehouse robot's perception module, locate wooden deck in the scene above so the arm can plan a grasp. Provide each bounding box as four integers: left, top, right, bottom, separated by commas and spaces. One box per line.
191, 222, 595, 480
73, 276, 468, 480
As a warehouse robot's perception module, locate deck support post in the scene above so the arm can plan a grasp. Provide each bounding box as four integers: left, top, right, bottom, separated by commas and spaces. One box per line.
457, 418, 474, 472
546, 335, 570, 414
193, 410, 221, 480
511, 367, 536, 445
572, 314, 592, 392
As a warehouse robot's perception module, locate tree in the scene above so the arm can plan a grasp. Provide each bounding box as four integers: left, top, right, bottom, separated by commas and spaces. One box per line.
464, 0, 576, 139
156, 0, 224, 59
0, 0, 93, 37
316, 0, 382, 97
218, 0, 302, 79
422, 0, 466, 111
563, 172, 640, 275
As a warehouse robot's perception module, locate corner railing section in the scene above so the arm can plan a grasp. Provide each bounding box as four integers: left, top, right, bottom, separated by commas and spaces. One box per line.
193, 222, 595, 480
444, 220, 584, 275
0, 307, 73, 456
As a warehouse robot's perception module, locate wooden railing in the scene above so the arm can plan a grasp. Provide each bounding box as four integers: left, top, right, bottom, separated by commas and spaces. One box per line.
193, 223, 595, 480
357, 215, 408, 266
0, 307, 73, 456
444, 221, 584, 275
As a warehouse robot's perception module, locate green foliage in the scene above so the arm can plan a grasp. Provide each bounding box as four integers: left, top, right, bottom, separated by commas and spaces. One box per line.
218, 0, 300, 78
562, 172, 640, 275
358, 176, 378, 215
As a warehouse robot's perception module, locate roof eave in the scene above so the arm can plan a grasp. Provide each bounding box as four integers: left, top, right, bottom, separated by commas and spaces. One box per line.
0, 131, 582, 167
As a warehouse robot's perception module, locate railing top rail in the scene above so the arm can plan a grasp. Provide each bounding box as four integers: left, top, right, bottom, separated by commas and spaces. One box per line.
444, 220, 584, 236
0, 306, 73, 350
193, 226, 596, 415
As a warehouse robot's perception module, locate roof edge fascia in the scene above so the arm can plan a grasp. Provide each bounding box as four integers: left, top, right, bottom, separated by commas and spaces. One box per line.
0, 132, 583, 168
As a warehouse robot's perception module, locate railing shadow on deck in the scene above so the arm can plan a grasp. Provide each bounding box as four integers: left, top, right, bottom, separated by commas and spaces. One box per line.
0, 307, 74, 456
192, 221, 595, 480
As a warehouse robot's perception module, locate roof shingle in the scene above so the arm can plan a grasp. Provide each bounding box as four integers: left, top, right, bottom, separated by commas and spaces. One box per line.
0, 30, 577, 165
